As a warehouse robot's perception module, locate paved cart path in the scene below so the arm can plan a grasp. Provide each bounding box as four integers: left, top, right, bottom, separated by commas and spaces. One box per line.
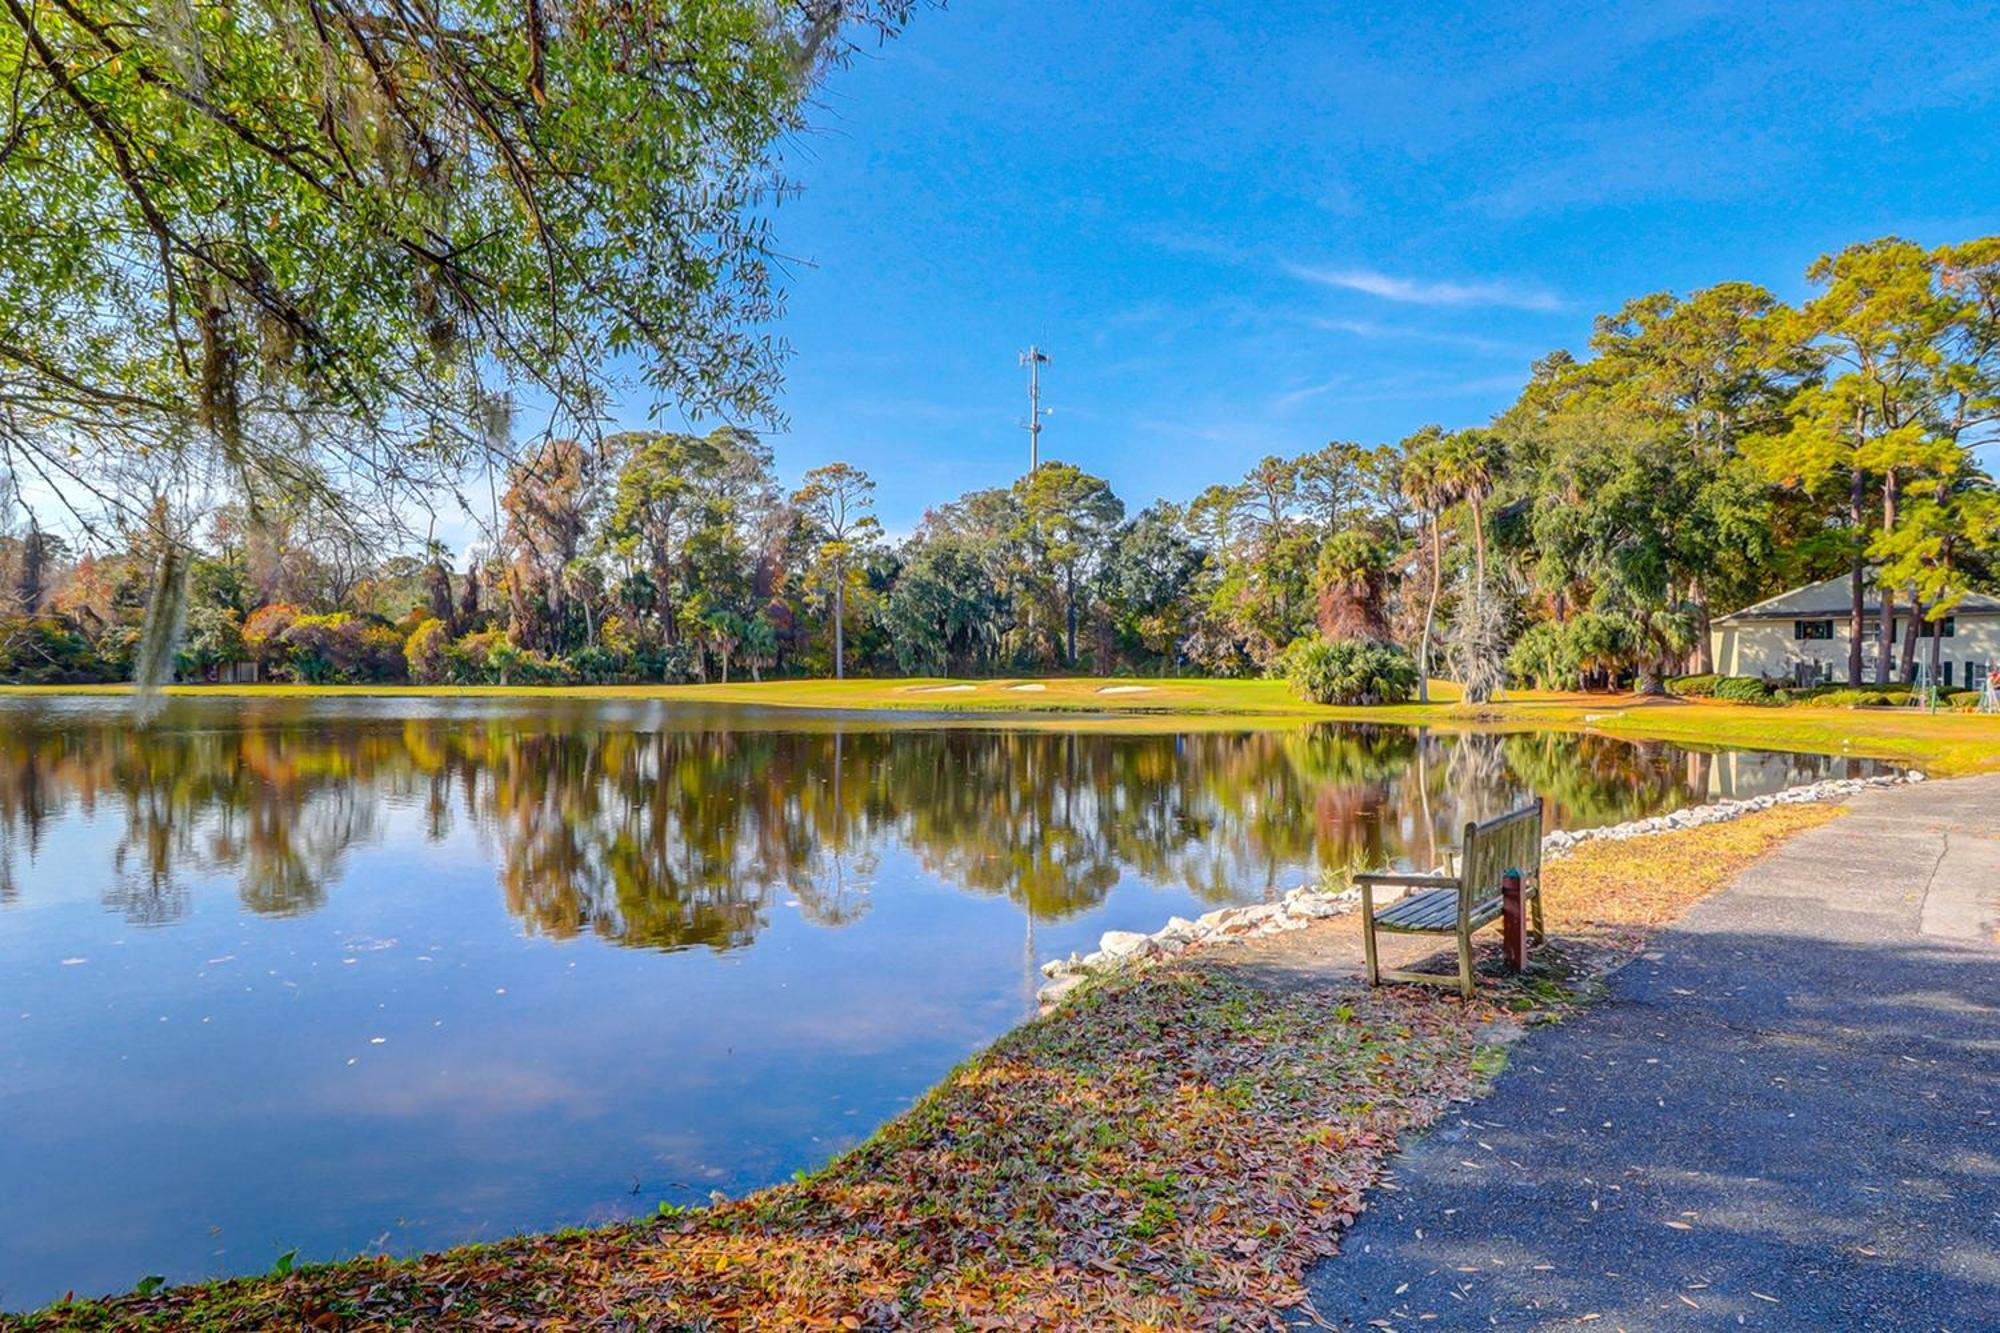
1297, 773, 2000, 1330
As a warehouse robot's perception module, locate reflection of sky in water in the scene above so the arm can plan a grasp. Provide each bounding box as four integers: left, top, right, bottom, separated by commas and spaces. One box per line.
0, 698, 1886, 1309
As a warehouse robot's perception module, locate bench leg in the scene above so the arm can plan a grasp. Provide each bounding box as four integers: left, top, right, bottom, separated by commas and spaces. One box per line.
1359, 879, 1380, 987
1456, 916, 1475, 999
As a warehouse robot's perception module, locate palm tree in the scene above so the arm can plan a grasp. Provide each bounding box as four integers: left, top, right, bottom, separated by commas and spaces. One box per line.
1313, 529, 1391, 641
1441, 429, 1503, 592
1399, 443, 1454, 703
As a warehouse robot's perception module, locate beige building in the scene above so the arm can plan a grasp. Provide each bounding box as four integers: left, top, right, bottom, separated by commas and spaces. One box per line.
1710, 574, 2000, 688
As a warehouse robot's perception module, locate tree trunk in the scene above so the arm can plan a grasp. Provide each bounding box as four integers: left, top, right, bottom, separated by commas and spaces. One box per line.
1417, 516, 1441, 703
1899, 594, 1922, 683
1876, 586, 1895, 685
1876, 469, 1898, 685
1470, 497, 1487, 593
833, 562, 845, 680
1065, 567, 1077, 666
1634, 615, 1669, 696
1689, 577, 1713, 674
1848, 466, 1866, 686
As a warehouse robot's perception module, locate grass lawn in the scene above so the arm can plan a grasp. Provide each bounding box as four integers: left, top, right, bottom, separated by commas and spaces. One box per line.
7, 803, 1842, 1331
9, 676, 2000, 775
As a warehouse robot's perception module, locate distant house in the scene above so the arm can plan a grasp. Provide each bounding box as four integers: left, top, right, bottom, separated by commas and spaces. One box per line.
1710, 574, 2000, 688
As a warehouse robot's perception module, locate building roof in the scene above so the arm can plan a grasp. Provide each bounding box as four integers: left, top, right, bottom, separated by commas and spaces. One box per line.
1714, 573, 2000, 624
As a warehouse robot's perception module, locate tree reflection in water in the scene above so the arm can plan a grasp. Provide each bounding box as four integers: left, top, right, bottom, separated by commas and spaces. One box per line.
0, 702, 1880, 948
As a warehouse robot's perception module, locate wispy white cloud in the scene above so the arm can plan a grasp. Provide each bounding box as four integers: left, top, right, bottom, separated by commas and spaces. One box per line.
1270, 378, 1348, 412
1287, 264, 1564, 312
1304, 316, 1535, 358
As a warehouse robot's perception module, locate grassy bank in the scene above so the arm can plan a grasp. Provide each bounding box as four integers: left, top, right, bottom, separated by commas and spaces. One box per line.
8, 677, 2000, 775
10, 802, 1842, 1331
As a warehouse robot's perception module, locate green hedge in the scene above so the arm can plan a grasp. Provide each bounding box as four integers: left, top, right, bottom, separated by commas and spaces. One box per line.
1812, 688, 1895, 708
1712, 675, 1772, 703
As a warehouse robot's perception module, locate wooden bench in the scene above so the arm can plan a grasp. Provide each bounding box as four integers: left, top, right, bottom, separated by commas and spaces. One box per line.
1355, 801, 1545, 999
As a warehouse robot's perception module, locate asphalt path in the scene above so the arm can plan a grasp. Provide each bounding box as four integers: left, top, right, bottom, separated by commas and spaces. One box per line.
1298, 773, 2000, 1331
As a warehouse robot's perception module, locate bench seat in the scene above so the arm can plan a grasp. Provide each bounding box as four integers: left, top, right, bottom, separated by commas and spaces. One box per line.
1375, 885, 1505, 933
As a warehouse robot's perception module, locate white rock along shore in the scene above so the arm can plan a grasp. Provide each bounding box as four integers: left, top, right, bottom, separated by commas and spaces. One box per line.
1035, 770, 1923, 1010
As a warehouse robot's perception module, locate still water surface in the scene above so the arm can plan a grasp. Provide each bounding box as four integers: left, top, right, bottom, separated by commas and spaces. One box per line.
0, 697, 1882, 1307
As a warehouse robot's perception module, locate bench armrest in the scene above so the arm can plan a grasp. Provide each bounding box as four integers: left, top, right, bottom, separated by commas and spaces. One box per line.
1352, 872, 1459, 888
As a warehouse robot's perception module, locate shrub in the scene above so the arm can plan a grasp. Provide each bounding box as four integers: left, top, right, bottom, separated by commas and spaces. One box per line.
636, 641, 698, 684
357, 622, 407, 681
92, 623, 143, 678
503, 646, 576, 686
1281, 636, 1418, 706
242, 603, 302, 677
1668, 673, 1721, 698
404, 618, 452, 684
570, 643, 641, 684
484, 637, 525, 684
276, 612, 403, 683
178, 606, 247, 678
452, 630, 507, 683
1814, 688, 1892, 708
1505, 620, 1578, 691
599, 612, 640, 659
0, 615, 116, 683
1566, 611, 1641, 687
1712, 675, 1771, 704
278, 613, 359, 683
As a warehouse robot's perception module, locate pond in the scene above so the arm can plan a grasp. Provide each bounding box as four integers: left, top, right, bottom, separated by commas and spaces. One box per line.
0, 696, 1885, 1308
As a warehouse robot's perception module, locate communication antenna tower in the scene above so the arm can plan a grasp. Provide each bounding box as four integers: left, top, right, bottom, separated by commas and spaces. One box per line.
1019, 347, 1051, 473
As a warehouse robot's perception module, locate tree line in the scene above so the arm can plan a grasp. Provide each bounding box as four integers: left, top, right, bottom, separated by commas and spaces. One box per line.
1, 234, 1995, 690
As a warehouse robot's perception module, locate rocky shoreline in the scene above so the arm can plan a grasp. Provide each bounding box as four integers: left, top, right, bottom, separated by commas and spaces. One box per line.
1037, 770, 1921, 1009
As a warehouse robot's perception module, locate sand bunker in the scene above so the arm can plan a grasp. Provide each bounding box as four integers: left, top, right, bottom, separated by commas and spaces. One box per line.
1007, 683, 1048, 692
1097, 685, 1154, 695
904, 684, 976, 694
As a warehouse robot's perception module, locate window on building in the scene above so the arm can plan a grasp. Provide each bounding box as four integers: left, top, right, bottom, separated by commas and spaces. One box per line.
1917, 616, 1956, 638
1794, 619, 1834, 640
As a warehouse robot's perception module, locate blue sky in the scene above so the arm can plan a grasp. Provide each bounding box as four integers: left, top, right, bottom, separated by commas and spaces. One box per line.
687, 0, 1998, 534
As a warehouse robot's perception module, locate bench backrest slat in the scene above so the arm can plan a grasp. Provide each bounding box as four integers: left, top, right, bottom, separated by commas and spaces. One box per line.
1459, 800, 1544, 912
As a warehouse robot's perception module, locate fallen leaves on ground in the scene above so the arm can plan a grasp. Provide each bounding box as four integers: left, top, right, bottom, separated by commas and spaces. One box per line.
1540, 802, 1845, 948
